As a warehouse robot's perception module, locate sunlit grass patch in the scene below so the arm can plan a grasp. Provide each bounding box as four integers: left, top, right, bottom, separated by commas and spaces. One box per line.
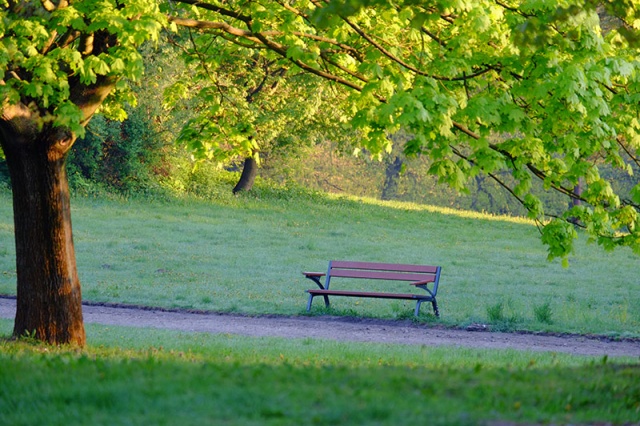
331, 192, 537, 225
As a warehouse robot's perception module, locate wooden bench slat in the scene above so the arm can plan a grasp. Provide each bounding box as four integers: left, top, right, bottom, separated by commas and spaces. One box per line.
330, 261, 439, 274
329, 269, 436, 282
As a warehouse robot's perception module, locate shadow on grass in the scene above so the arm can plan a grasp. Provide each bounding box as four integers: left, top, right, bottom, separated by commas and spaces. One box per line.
0, 340, 638, 426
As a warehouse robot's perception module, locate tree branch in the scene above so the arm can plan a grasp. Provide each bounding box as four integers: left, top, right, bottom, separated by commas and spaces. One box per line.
449, 120, 590, 205
494, 0, 535, 18
169, 16, 364, 60
169, 0, 251, 23
617, 136, 640, 169
169, 17, 262, 41
169, 16, 369, 95
340, 15, 495, 82
320, 52, 368, 83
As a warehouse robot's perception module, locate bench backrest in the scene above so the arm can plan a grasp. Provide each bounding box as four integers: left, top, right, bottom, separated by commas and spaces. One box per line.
326, 261, 441, 294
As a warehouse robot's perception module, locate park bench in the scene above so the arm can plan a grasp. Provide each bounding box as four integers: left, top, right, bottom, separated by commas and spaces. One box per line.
303, 260, 442, 317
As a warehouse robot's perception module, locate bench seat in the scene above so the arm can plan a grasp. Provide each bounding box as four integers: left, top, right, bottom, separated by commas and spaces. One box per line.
307, 289, 431, 300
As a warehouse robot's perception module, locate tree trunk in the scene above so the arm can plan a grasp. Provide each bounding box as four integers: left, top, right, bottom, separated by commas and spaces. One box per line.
568, 179, 584, 226
233, 156, 258, 194
570, 180, 583, 208
0, 120, 85, 346
381, 156, 403, 200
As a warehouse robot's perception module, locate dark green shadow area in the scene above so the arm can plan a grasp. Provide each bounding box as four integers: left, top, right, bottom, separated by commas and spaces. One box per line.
1, 321, 639, 426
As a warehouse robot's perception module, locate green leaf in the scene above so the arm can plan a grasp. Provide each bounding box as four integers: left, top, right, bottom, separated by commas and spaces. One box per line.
410, 12, 429, 30
523, 194, 543, 219
110, 58, 126, 72
53, 102, 85, 138
541, 219, 577, 264
286, 46, 305, 61
631, 184, 640, 205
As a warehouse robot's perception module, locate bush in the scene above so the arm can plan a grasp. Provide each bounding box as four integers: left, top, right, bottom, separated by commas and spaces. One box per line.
67, 107, 168, 195
534, 301, 554, 324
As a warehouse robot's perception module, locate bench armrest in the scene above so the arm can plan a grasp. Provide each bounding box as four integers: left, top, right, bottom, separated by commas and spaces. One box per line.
410, 280, 433, 286
411, 280, 436, 298
303, 272, 326, 290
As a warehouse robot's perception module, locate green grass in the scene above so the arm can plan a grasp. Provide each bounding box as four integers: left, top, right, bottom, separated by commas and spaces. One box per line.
1, 319, 639, 426
1, 187, 639, 336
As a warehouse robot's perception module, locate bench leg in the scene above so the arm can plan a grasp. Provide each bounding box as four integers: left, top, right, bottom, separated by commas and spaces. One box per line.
432, 299, 439, 317
307, 294, 331, 312
415, 300, 439, 317
306, 294, 314, 311
414, 300, 422, 317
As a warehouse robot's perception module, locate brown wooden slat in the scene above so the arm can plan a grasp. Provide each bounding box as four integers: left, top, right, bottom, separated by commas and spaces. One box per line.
308, 289, 433, 300
331, 261, 439, 274
329, 269, 436, 282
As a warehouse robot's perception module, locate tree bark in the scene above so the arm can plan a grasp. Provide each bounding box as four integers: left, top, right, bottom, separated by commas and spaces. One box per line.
0, 109, 85, 346
570, 180, 583, 208
568, 179, 584, 226
381, 156, 403, 200
233, 156, 258, 194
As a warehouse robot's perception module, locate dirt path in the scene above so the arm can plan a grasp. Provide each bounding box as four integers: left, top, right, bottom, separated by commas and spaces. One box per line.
1, 297, 639, 357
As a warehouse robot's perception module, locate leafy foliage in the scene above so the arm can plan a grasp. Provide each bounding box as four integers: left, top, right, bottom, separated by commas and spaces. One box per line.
163, 28, 355, 178
0, 0, 165, 137
166, 0, 640, 262
67, 106, 164, 193
66, 43, 188, 195
4, 0, 640, 262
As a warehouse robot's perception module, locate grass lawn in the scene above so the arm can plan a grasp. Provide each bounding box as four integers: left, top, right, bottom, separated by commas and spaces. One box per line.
0, 187, 639, 336
1, 319, 639, 426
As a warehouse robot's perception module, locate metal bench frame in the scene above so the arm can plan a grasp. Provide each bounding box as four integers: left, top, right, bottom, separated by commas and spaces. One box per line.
303, 260, 441, 317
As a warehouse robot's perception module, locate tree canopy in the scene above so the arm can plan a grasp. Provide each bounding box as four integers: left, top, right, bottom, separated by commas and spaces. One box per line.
164, 0, 640, 264
163, 29, 352, 170
1, 0, 639, 263
0, 0, 164, 132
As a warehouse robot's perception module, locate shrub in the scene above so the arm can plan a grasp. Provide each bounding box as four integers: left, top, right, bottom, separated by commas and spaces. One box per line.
486, 301, 505, 322
534, 301, 554, 324
67, 108, 168, 195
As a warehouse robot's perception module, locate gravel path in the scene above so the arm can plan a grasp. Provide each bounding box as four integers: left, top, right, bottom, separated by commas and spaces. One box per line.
1, 297, 639, 357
